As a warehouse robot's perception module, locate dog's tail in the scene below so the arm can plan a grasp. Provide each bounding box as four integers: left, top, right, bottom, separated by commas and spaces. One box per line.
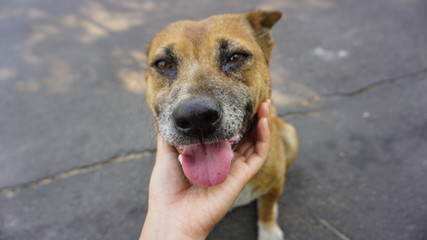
276, 118, 298, 169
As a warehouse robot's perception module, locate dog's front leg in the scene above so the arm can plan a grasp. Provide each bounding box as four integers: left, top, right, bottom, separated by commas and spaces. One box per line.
257, 179, 285, 240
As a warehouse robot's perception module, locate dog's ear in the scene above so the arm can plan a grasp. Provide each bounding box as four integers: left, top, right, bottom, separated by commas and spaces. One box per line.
245, 10, 282, 63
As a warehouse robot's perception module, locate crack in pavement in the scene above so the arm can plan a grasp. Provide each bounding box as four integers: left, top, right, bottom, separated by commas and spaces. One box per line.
281, 110, 320, 118
0, 150, 156, 198
321, 66, 427, 99
281, 67, 427, 118
318, 218, 352, 240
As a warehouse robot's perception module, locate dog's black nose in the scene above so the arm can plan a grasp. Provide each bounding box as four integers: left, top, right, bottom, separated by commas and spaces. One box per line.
173, 97, 221, 137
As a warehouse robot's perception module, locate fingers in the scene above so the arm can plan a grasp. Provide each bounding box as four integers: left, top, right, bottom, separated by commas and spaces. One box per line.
236, 99, 271, 157
252, 117, 270, 162
257, 99, 271, 126
255, 99, 271, 145
235, 99, 271, 157
245, 115, 269, 174
229, 99, 271, 185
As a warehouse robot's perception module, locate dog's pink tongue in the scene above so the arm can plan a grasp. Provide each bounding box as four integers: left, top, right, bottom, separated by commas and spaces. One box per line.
180, 141, 233, 187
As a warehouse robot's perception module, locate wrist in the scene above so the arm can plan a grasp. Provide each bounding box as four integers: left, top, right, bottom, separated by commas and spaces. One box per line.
140, 209, 209, 240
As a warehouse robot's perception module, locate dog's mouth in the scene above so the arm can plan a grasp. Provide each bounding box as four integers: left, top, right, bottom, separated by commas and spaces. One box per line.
175, 131, 243, 187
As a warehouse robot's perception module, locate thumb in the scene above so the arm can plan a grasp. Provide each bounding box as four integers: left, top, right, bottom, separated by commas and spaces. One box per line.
155, 135, 179, 164
151, 135, 189, 190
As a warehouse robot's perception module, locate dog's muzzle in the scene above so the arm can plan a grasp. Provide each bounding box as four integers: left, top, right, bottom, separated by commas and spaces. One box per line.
169, 96, 244, 187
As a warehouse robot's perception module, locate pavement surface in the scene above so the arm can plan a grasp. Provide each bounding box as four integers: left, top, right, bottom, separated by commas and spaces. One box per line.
1, 0, 426, 239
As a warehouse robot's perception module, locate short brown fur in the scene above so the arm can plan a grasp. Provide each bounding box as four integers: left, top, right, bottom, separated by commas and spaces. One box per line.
145, 11, 298, 240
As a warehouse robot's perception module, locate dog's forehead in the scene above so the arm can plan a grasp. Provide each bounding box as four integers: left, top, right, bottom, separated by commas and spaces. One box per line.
149, 14, 256, 57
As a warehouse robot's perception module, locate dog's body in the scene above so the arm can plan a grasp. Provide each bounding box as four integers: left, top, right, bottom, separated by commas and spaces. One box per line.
145, 11, 298, 240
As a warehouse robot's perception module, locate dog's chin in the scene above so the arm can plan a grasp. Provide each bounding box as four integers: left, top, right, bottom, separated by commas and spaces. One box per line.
174, 130, 244, 187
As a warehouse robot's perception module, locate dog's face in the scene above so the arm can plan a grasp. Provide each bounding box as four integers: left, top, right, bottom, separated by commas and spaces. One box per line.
145, 11, 281, 186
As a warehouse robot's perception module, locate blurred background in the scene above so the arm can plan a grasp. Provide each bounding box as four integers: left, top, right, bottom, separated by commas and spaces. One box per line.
0, 0, 426, 239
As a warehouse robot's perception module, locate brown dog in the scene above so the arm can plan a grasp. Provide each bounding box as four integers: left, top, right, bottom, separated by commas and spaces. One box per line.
145, 11, 298, 240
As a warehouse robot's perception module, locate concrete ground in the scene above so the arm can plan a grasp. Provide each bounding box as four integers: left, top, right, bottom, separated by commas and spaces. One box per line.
1, 0, 426, 239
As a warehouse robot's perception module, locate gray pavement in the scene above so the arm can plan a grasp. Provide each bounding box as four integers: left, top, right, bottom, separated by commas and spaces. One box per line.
1, 0, 426, 239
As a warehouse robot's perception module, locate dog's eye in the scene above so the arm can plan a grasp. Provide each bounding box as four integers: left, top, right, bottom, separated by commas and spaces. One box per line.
221, 52, 251, 72
154, 60, 172, 70
152, 59, 177, 81
228, 53, 247, 63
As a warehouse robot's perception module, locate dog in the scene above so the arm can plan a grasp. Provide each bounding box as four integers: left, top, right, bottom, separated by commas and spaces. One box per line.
144, 10, 298, 240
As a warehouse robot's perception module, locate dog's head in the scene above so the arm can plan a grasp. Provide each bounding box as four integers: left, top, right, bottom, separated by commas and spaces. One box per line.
145, 11, 281, 186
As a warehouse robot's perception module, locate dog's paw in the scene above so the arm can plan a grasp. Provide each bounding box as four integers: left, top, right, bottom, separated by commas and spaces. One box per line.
258, 222, 284, 240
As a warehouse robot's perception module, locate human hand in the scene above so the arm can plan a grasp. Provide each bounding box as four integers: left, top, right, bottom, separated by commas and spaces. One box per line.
140, 99, 271, 240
